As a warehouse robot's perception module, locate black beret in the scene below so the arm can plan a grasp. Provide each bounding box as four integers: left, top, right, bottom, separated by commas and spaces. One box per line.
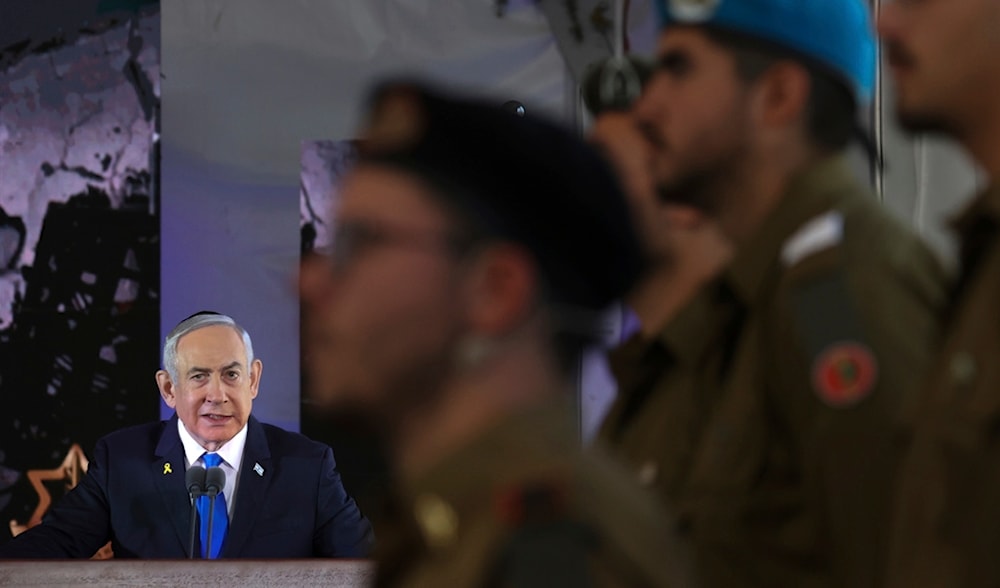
357, 80, 645, 313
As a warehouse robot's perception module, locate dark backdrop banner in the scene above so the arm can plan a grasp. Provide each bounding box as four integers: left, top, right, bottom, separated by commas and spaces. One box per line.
0, 0, 160, 546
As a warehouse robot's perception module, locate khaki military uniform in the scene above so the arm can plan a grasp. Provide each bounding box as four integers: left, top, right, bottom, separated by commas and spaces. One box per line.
600, 291, 733, 501
373, 403, 695, 588
886, 185, 1000, 588
600, 156, 947, 588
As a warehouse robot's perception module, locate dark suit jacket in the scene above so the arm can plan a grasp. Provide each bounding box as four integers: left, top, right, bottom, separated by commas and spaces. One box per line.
0, 415, 374, 558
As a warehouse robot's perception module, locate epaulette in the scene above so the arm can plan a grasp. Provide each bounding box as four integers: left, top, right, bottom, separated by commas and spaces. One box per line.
781, 210, 844, 267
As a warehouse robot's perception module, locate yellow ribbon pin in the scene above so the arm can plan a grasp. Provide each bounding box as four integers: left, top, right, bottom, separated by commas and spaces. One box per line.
163, 463, 173, 475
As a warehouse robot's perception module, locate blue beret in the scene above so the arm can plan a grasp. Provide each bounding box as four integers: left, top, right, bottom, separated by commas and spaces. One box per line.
654, 0, 876, 102
359, 80, 644, 312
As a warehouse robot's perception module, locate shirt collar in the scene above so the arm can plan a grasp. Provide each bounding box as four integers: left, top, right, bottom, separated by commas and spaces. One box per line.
724, 155, 856, 307
177, 417, 248, 471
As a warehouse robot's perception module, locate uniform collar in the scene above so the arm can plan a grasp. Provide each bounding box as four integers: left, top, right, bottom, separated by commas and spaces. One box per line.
724, 155, 857, 307
607, 332, 663, 394
658, 286, 730, 365
402, 402, 575, 499
608, 285, 725, 383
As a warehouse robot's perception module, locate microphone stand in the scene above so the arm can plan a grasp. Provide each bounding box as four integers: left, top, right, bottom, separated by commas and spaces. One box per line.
188, 492, 202, 559
205, 486, 218, 558
185, 466, 207, 559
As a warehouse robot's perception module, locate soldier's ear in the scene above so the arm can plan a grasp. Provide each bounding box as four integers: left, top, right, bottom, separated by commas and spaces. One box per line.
461, 243, 537, 336
156, 370, 177, 408
754, 60, 811, 129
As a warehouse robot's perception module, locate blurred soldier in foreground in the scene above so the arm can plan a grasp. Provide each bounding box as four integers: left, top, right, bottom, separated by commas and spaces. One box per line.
300, 80, 694, 587
592, 0, 948, 586
879, 0, 1000, 585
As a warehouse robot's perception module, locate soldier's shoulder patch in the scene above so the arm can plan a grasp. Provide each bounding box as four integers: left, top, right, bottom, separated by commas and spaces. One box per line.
781, 210, 844, 267
811, 342, 878, 407
785, 255, 880, 408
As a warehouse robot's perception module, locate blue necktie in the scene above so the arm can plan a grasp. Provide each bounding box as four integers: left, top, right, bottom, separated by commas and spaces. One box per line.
197, 453, 229, 559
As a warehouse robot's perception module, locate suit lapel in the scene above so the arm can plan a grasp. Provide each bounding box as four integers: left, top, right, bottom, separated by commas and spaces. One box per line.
222, 416, 273, 557
152, 415, 194, 555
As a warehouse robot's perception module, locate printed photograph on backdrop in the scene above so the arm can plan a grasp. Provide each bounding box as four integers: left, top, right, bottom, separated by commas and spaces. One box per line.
0, 0, 161, 552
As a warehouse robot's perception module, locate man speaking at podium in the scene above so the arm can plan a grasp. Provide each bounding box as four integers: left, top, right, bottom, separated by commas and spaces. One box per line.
0, 312, 373, 559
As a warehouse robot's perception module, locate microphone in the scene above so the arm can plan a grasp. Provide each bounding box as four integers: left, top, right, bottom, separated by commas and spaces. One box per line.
204, 466, 226, 559
185, 466, 207, 559
186, 465, 207, 495
204, 465, 225, 497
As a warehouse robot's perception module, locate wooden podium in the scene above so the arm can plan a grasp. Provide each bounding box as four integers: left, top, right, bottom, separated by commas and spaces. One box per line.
0, 559, 375, 586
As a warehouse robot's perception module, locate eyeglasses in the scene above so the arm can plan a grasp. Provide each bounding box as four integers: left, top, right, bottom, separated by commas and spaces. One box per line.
318, 220, 475, 274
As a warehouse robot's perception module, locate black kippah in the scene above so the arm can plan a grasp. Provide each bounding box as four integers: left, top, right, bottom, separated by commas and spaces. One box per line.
178, 310, 223, 324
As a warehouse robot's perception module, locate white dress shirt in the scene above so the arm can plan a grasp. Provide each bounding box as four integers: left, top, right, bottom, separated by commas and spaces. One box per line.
178, 418, 247, 519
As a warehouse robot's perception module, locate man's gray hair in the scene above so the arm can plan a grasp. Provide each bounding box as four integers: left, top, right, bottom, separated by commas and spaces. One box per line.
162, 312, 255, 382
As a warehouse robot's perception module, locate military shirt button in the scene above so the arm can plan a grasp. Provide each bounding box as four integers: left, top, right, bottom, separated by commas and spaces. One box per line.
949, 352, 978, 386
637, 461, 658, 486
413, 493, 459, 550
